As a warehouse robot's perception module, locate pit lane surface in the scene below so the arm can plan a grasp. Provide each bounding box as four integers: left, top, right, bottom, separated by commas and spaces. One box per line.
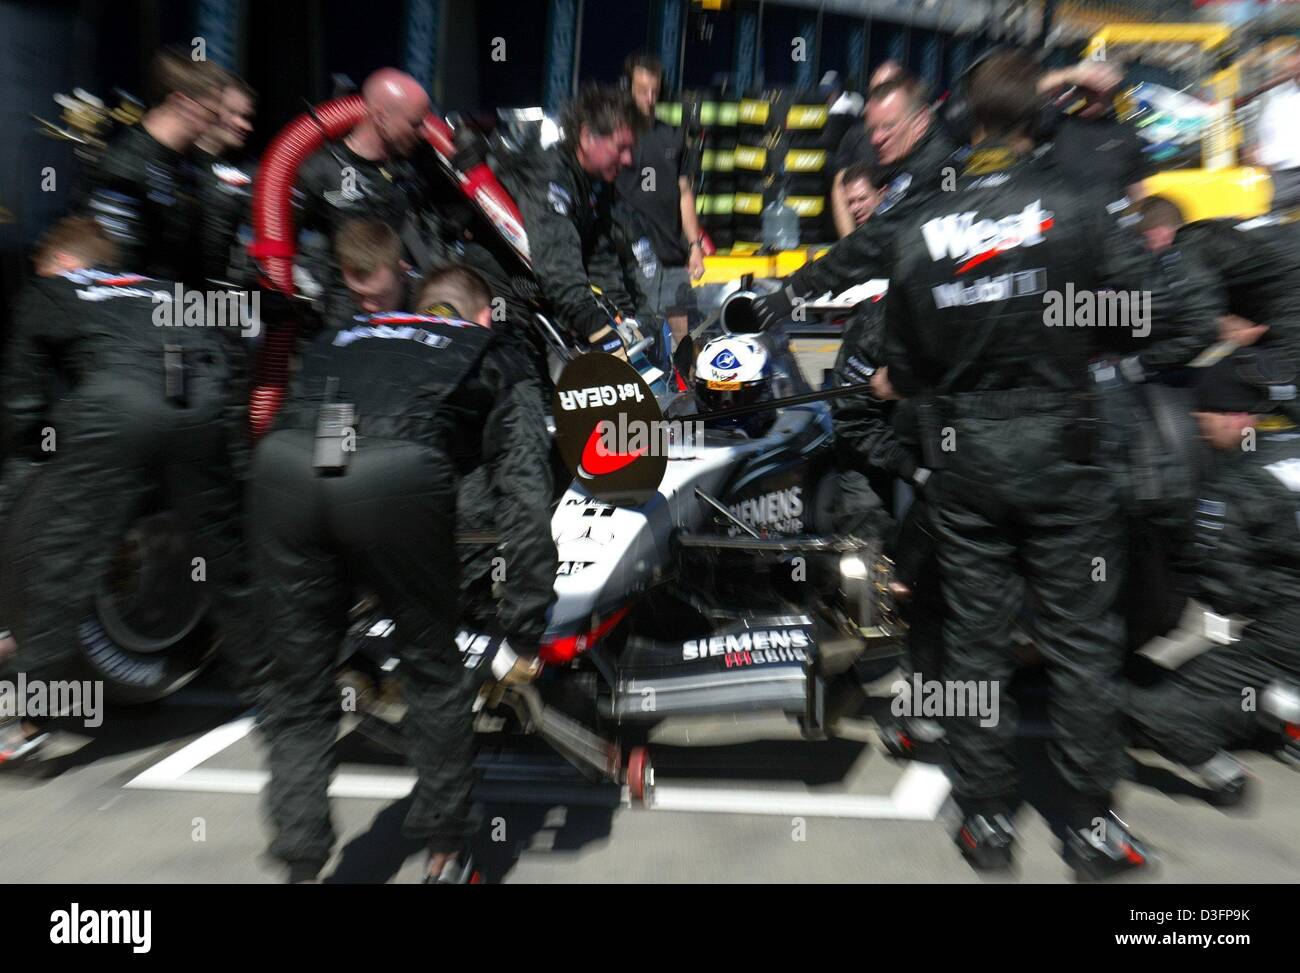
2, 663, 1297, 884
2, 341, 1298, 883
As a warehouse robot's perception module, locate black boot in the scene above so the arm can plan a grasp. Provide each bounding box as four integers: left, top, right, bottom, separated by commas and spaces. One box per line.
1063, 810, 1153, 882
425, 848, 481, 884
954, 810, 1017, 871
1261, 682, 1300, 769
878, 714, 946, 762
1280, 725, 1300, 770
1193, 751, 1252, 808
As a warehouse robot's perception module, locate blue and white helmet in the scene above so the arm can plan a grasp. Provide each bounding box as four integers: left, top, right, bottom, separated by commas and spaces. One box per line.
694, 335, 775, 435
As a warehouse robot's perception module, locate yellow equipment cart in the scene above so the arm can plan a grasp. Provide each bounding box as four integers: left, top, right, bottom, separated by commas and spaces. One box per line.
1083, 22, 1272, 220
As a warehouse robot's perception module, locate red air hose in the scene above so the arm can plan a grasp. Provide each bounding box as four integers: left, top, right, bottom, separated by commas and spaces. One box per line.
248, 95, 366, 438
248, 97, 530, 439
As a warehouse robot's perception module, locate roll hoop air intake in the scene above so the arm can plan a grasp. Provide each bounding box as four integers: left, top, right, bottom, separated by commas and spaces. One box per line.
247, 92, 529, 438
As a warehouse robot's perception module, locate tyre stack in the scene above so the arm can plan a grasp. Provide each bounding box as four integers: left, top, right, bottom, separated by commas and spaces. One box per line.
732, 88, 833, 253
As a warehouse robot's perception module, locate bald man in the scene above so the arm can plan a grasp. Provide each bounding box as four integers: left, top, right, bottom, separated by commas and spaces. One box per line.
295, 68, 442, 329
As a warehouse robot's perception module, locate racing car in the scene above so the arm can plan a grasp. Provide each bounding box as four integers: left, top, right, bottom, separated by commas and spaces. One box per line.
242, 98, 906, 795
344, 287, 906, 801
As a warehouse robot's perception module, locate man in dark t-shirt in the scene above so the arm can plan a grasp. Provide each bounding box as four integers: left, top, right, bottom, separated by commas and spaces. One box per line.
615, 52, 705, 342
1049, 112, 1149, 204
1038, 62, 1150, 203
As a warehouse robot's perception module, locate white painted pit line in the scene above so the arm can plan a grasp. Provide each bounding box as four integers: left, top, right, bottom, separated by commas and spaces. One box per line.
643, 763, 951, 820
123, 714, 415, 799
125, 715, 951, 820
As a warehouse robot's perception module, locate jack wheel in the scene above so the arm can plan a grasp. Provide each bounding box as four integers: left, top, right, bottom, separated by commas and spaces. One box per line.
627, 745, 654, 807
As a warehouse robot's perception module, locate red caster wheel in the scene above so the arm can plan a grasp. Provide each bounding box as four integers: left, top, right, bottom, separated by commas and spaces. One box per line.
627, 745, 654, 807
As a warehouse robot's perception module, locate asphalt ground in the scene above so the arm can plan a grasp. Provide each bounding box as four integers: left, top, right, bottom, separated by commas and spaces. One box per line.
1, 662, 1297, 884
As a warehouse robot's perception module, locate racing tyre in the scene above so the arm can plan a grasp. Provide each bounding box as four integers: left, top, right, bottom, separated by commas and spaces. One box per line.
0, 473, 216, 705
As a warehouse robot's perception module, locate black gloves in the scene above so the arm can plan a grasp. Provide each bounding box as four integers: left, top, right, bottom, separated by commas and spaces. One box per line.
746, 287, 795, 333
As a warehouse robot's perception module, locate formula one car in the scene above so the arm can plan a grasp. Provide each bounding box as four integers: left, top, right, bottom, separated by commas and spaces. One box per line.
343, 290, 906, 798
239, 97, 905, 794
236, 104, 905, 792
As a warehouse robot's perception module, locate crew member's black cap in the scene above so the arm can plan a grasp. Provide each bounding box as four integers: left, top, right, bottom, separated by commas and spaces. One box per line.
1195, 346, 1297, 413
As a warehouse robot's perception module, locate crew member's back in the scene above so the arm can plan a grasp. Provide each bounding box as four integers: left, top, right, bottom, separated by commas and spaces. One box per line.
249, 263, 556, 884
884, 153, 1205, 398
878, 49, 1213, 882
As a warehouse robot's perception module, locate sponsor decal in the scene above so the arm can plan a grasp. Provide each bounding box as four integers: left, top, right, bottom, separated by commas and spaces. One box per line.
455, 630, 493, 670
476, 188, 530, 258
632, 236, 659, 279
727, 485, 804, 534
548, 181, 572, 216
578, 423, 643, 477
841, 353, 877, 382
932, 268, 1047, 309
63, 269, 149, 287
68, 271, 166, 303
682, 627, 813, 661
323, 186, 366, 208
710, 348, 741, 370
1194, 495, 1229, 542
367, 311, 473, 327
75, 285, 169, 302
212, 161, 252, 191
875, 172, 912, 215
963, 146, 1017, 175
722, 647, 809, 668
569, 405, 703, 474
921, 199, 1053, 274
552, 353, 668, 505
331, 316, 454, 349
557, 382, 645, 411
576, 414, 702, 478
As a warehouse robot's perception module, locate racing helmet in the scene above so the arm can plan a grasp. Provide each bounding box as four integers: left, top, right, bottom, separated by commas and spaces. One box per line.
694, 335, 776, 436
